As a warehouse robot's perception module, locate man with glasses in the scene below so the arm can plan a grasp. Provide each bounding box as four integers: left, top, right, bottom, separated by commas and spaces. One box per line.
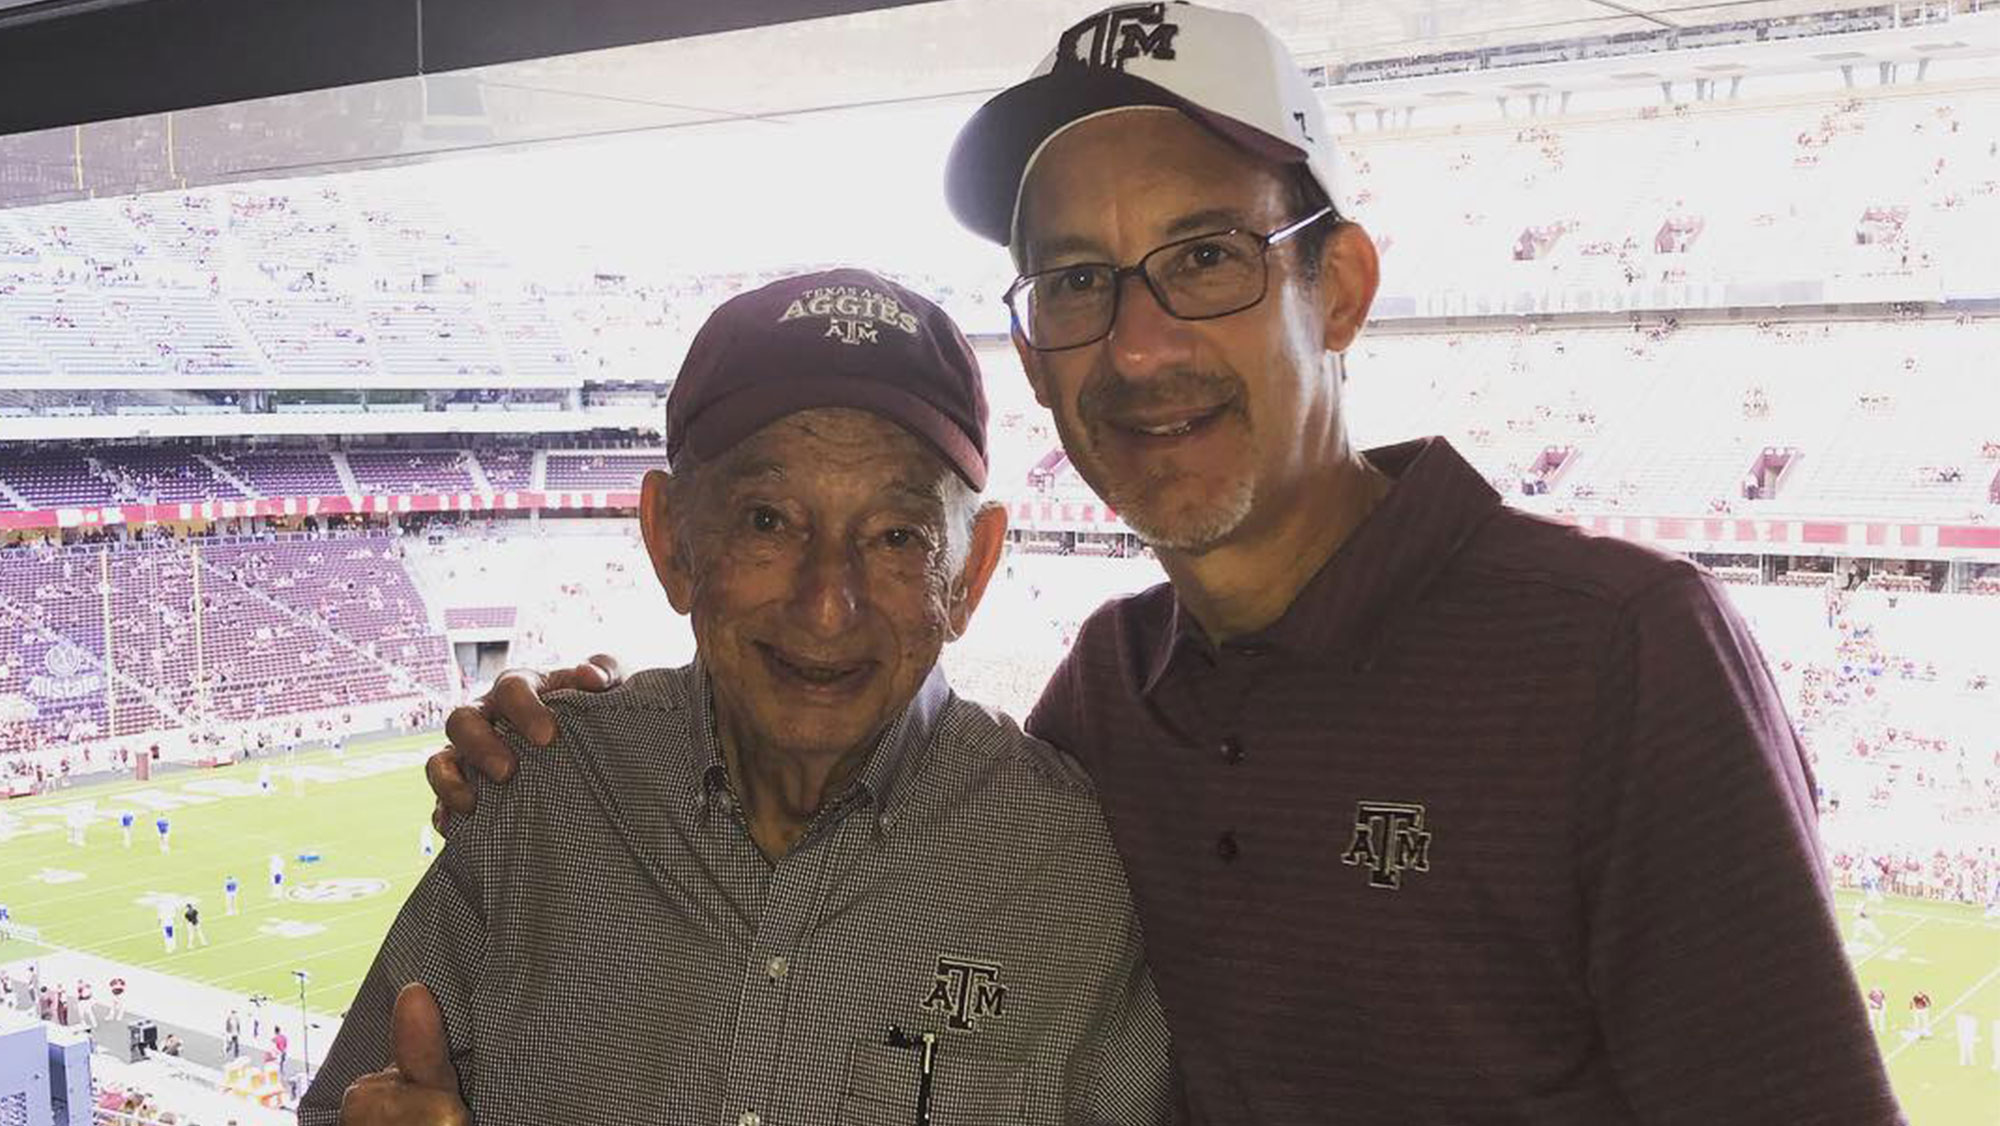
420, 3, 1902, 1123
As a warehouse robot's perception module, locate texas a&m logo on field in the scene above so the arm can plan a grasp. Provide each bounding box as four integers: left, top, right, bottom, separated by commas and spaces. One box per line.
1055, 3, 1180, 72
1340, 801, 1433, 890
923, 955, 1007, 1031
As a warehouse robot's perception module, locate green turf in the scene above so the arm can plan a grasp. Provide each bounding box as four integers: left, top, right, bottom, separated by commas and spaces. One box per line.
1, 744, 1994, 1121
0, 737, 438, 1018
1833, 889, 2000, 1126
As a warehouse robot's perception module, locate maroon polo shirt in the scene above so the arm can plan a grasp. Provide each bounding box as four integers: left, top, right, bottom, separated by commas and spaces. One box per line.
1027, 437, 1903, 1125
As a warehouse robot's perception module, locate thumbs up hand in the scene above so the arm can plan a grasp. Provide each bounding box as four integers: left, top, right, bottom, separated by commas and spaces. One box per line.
338, 983, 470, 1125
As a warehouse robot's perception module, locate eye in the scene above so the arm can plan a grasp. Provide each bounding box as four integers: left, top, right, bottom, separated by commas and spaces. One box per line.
1041, 267, 1104, 298
1182, 239, 1237, 270
747, 506, 784, 534
882, 527, 920, 550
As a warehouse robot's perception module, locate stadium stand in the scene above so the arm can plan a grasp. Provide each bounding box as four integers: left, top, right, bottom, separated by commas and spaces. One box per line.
208, 450, 345, 497
443, 606, 517, 631
0, 534, 452, 755
344, 450, 476, 495
228, 296, 378, 381
472, 447, 536, 491
543, 451, 664, 491
92, 447, 249, 503
364, 299, 504, 382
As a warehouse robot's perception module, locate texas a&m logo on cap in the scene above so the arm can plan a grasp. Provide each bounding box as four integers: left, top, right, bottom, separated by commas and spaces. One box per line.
1340, 800, 1433, 890
776, 283, 921, 347
1055, 2, 1180, 72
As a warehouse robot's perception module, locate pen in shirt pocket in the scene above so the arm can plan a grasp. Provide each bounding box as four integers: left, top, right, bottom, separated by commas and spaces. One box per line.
886, 1024, 939, 1126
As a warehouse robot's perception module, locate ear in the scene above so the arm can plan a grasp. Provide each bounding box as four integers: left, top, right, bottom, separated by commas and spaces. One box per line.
946, 502, 1010, 640
639, 469, 695, 615
1010, 325, 1055, 411
1318, 221, 1380, 355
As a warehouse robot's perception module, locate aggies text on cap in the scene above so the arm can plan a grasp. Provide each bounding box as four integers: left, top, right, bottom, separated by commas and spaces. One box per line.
663, 268, 990, 490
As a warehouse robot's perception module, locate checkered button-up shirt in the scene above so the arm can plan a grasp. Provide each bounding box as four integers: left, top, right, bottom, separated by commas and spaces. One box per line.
299, 663, 1177, 1126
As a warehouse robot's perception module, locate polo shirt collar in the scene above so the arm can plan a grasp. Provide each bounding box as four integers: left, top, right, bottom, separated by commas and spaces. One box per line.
685, 657, 948, 836
1142, 437, 1501, 694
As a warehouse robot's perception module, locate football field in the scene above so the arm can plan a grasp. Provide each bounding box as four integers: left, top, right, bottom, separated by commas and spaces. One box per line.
0, 737, 439, 1021
1, 740, 1995, 1122
1833, 888, 2000, 1125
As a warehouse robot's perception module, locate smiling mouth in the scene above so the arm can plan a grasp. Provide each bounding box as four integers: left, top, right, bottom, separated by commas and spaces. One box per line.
757, 643, 873, 690
1108, 401, 1234, 440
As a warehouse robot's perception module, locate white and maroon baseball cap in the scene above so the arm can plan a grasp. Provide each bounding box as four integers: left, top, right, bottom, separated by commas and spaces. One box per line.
945, 1, 1349, 252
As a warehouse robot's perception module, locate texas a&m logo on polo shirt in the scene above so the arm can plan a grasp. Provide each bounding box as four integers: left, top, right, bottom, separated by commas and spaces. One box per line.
776, 283, 921, 347
1056, 3, 1180, 72
923, 954, 1008, 1031
1340, 801, 1433, 890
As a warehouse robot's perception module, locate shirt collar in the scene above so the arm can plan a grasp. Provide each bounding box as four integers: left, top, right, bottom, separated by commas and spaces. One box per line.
1142, 437, 1501, 694
685, 657, 950, 838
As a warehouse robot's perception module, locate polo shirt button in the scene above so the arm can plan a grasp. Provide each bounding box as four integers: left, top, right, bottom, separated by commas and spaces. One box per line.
1215, 831, 1239, 861
767, 955, 789, 980
739, 1113, 761, 1126
1219, 736, 1244, 764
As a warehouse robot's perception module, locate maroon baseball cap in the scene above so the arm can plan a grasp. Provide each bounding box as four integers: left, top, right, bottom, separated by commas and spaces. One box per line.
663, 268, 989, 490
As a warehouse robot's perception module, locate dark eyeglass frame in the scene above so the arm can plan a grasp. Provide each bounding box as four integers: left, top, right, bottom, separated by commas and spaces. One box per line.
1004, 206, 1336, 352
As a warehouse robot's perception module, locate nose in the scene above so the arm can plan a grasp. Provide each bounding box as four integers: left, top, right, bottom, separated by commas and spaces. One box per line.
790, 532, 863, 638
1105, 270, 1198, 382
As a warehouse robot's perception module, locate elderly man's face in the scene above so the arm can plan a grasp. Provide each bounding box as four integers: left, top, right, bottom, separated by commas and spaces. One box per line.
1013, 110, 1367, 555
641, 408, 997, 765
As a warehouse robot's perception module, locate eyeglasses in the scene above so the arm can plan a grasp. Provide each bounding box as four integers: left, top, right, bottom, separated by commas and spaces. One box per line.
1004, 207, 1334, 352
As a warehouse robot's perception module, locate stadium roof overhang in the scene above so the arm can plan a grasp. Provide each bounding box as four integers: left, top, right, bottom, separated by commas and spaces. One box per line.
0, 0, 940, 137
1, 0, 1989, 207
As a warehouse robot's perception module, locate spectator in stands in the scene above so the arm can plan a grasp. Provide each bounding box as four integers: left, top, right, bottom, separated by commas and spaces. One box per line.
302, 270, 1174, 1126
417, 6, 1902, 1123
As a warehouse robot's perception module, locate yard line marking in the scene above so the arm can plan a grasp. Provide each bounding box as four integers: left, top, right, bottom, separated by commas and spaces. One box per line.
1854, 917, 1927, 966
1884, 958, 2000, 1063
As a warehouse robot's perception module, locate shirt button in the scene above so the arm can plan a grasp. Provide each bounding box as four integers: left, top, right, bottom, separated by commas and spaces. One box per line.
1215, 831, 1239, 862
739, 1113, 761, 1126
1219, 736, 1244, 764
766, 956, 789, 980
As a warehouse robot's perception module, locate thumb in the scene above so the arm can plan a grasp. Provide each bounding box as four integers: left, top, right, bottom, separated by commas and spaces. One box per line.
391, 981, 459, 1095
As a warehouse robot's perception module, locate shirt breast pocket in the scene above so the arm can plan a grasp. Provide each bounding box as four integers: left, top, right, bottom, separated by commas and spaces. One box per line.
837, 1037, 1030, 1126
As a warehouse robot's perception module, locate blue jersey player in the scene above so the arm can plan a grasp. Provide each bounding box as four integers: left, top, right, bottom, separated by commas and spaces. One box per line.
154, 815, 170, 854
224, 875, 240, 916
119, 810, 134, 848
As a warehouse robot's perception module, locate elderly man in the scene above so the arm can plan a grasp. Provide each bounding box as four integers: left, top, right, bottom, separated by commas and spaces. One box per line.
426, 5, 1905, 1124
300, 269, 1176, 1125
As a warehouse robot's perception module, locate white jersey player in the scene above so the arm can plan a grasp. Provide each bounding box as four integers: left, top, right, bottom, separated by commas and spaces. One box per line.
1853, 898, 1887, 945
1957, 1013, 1980, 1067
157, 902, 176, 953
65, 808, 88, 847
420, 823, 436, 858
